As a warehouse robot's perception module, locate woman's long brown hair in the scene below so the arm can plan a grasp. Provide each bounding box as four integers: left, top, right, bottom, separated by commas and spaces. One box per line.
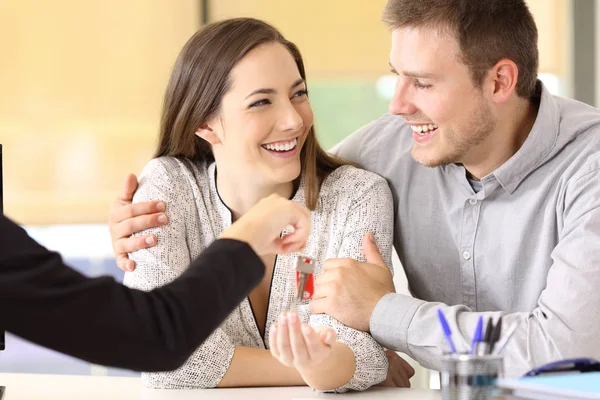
155, 18, 349, 209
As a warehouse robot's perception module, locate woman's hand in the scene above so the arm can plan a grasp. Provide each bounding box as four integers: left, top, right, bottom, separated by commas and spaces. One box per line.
269, 311, 337, 371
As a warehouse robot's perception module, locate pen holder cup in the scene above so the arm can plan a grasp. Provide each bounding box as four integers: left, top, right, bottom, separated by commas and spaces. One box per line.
441, 354, 504, 400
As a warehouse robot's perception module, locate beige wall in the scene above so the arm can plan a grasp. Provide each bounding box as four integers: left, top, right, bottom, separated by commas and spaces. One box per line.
0, 1, 570, 225
210, 0, 569, 77
527, 0, 569, 76
0, 0, 200, 224
211, 0, 391, 79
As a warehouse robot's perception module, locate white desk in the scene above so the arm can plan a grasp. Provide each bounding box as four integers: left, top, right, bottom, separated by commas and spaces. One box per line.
0, 373, 441, 399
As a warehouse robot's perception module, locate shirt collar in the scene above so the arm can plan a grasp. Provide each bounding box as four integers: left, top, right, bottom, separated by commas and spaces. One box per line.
493, 81, 560, 193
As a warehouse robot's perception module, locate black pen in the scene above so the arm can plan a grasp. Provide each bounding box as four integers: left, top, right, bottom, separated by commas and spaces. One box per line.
489, 318, 502, 354
481, 317, 494, 355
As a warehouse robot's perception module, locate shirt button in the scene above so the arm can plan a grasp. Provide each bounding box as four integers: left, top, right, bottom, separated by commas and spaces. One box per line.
462, 251, 471, 260
469, 198, 477, 205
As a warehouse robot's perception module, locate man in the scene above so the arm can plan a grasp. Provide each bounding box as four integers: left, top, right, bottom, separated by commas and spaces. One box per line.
109, 0, 600, 379
1, 191, 311, 372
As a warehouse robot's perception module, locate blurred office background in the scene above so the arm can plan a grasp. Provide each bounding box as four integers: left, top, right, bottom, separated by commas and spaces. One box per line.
0, 0, 592, 388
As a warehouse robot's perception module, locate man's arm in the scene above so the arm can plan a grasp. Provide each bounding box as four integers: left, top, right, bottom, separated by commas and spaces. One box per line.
108, 115, 396, 272
370, 164, 600, 377
0, 215, 264, 372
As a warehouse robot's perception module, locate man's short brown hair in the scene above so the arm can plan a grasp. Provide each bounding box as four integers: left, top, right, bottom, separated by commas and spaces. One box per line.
383, 0, 539, 98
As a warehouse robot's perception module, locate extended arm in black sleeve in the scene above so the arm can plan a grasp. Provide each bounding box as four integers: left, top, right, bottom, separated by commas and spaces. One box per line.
0, 215, 264, 371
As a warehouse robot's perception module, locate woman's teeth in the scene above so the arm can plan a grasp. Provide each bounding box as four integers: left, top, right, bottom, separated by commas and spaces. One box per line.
262, 138, 298, 152
411, 123, 439, 136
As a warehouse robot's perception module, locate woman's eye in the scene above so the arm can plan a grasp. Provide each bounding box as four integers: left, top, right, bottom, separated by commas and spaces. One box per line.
249, 99, 271, 108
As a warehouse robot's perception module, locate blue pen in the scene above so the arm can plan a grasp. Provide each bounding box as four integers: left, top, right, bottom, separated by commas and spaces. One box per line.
437, 308, 457, 354
470, 316, 484, 355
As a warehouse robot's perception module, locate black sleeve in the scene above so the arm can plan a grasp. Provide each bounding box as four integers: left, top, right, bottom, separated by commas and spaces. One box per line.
0, 215, 264, 371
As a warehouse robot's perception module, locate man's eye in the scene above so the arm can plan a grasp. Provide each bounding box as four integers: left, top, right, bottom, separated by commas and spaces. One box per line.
293, 89, 308, 98
414, 80, 432, 89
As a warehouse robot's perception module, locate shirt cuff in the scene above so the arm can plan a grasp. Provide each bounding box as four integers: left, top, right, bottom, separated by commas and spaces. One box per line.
369, 293, 425, 356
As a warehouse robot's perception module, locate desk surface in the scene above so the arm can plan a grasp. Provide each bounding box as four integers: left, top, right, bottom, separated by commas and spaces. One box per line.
0, 373, 441, 400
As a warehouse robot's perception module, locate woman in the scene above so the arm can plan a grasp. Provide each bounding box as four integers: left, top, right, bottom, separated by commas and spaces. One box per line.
121, 18, 394, 392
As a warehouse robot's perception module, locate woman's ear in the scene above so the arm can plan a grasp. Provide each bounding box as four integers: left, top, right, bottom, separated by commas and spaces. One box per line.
195, 123, 222, 145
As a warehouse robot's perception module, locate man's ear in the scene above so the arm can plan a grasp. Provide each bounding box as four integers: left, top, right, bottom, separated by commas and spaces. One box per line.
195, 123, 222, 145
489, 58, 518, 105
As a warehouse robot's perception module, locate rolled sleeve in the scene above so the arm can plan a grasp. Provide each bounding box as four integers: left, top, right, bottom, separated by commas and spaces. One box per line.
370, 293, 425, 357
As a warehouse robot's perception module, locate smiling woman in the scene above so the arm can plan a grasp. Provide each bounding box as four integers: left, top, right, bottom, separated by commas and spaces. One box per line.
121, 17, 396, 393
152, 19, 344, 211
192, 40, 315, 195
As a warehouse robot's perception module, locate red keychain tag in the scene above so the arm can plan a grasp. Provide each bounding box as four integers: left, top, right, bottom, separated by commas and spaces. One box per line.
295, 270, 315, 301
295, 256, 315, 301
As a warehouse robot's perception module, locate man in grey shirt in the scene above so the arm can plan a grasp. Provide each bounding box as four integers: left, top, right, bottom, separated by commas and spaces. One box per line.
110, 0, 600, 380
312, 0, 600, 378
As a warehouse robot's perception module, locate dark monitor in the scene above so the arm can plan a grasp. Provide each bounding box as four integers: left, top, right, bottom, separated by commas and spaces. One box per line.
0, 144, 3, 212
0, 144, 5, 350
